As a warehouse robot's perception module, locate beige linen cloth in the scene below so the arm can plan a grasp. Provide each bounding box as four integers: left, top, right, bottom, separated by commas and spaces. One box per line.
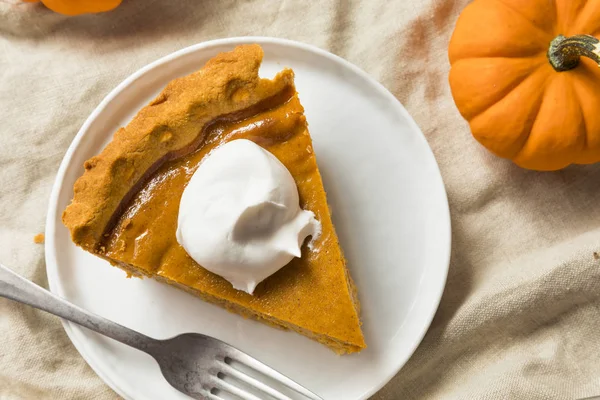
2, 0, 600, 399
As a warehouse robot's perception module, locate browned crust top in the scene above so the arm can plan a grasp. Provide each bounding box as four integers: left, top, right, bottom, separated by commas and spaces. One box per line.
62, 44, 294, 250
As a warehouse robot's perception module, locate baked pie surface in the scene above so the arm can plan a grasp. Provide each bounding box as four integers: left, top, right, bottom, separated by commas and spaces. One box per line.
62, 44, 365, 354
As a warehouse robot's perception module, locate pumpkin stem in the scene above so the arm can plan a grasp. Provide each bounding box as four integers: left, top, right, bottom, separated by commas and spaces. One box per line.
548, 34, 600, 72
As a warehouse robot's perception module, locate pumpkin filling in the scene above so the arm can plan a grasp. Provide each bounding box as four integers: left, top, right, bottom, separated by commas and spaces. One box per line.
101, 86, 307, 274
98, 86, 364, 353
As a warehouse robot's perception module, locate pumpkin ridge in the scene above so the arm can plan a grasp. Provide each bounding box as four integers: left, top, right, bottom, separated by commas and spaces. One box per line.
451, 52, 547, 63
571, 77, 589, 154
512, 71, 554, 159
450, 56, 545, 120
511, 73, 574, 167
471, 66, 551, 159
465, 61, 547, 123
569, 62, 600, 161
448, 1, 555, 62
490, 0, 555, 37
572, 0, 599, 35
554, 0, 585, 35
578, 100, 588, 154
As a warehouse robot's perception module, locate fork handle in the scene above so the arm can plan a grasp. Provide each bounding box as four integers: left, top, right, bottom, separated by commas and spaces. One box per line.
0, 263, 160, 353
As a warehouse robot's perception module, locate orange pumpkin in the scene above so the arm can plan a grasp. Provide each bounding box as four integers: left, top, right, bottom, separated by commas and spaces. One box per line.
449, 0, 600, 171
24, 0, 121, 15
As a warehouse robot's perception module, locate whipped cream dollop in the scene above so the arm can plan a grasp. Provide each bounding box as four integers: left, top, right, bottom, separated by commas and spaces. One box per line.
176, 139, 321, 294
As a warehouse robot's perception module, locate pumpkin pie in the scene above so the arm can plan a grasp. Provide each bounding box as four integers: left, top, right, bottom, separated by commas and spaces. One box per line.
62, 44, 366, 354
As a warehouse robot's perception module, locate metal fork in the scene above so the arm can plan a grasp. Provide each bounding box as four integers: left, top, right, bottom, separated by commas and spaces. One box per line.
0, 263, 323, 400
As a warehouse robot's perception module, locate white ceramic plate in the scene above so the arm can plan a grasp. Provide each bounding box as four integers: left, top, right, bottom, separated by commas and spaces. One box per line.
45, 37, 450, 400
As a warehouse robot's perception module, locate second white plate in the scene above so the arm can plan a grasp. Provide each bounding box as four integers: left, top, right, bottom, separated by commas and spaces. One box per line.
45, 37, 451, 400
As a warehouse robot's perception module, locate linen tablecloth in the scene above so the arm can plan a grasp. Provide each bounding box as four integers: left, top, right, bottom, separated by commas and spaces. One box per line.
2, 1, 600, 399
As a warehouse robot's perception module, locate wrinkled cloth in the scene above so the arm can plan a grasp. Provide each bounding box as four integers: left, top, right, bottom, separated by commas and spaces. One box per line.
2, 0, 600, 399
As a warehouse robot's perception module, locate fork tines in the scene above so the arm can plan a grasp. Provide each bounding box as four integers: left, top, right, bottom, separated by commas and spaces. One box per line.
203, 346, 323, 400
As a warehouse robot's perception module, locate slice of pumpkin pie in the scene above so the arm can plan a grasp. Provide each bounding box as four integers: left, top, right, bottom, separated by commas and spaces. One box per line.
62, 44, 365, 354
